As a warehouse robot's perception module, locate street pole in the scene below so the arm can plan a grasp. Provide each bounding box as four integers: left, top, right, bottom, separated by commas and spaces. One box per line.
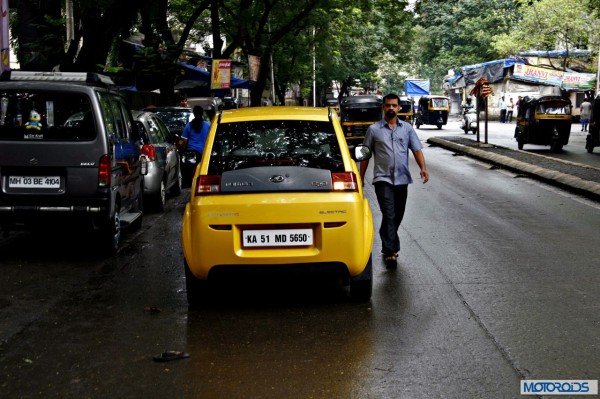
597, 43, 600, 95
312, 26, 316, 107
485, 97, 489, 144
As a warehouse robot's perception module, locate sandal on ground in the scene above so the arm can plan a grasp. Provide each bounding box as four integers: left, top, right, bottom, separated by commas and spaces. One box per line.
384, 255, 397, 269
153, 350, 191, 362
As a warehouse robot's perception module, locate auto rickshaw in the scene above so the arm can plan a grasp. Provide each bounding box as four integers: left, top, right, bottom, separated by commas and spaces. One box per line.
514, 95, 572, 152
339, 95, 382, 146
414, 95, 450, 129
585, 95, 600, 153
398, 96, 415, 124
324, 98, 340, 115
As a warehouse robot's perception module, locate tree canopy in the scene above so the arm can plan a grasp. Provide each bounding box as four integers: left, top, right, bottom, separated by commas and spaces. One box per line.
7, 0, 600, 104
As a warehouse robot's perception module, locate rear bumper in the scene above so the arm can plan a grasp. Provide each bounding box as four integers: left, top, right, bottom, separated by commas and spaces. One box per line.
181, 194, 374, 280
0, 196, 111, 229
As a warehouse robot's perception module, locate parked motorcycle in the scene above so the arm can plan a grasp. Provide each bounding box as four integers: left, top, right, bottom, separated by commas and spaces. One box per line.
461, 107, 478, 134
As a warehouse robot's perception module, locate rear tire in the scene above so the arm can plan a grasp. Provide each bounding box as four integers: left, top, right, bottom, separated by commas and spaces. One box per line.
99, 203, 121, 256
350, 256, 372, 302
185, 259, 208, 308
149, 179, 166, 212
170, 164, 182, 196
551, 142, 563, 152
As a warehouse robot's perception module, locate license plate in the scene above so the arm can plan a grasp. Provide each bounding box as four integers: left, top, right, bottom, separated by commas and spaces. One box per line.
8, 176, 61, 189
242, 228, 313, 247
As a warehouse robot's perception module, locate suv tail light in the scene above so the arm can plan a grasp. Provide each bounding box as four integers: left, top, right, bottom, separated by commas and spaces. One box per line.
195, 175, 221, 195
98, 154, 111, 187
141, 144, 156, 160
332, 172, 358, 192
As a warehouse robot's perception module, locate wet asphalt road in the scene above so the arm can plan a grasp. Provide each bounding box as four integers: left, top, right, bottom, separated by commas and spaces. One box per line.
1, 121, 600, 398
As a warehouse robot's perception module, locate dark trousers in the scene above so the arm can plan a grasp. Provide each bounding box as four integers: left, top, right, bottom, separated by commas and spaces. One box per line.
500, 109, 507, 123
374, 182, 408, 256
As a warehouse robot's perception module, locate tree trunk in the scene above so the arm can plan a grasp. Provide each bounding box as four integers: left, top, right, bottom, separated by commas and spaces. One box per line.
250, 52, 272, 106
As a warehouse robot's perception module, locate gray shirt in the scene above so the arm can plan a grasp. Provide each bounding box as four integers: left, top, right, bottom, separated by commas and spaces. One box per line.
581, 101, 592, 119
363, 119, 423, 185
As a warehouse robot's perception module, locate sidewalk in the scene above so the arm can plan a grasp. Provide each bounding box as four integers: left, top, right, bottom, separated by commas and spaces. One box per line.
426, 135, 600, 201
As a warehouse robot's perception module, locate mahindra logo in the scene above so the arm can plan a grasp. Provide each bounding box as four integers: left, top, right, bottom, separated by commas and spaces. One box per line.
29, 158, 38, 165
269, 175, 285, 183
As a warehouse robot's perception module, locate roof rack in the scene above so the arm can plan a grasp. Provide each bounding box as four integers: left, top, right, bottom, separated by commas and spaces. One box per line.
0, 71, 114, 86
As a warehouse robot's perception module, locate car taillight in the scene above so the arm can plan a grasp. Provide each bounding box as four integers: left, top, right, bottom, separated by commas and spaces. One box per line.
195, 175, 221, 195
141, 144, 155, 160
98, 154, 111, 187
332, 172, 358, 192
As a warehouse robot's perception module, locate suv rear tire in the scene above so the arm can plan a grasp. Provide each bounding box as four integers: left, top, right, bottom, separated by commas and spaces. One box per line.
99, 203, 121, 256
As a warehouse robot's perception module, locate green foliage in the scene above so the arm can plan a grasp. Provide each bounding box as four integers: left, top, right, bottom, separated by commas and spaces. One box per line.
10, 0, 600, 103
412, 0, 520, 91
492, 0, 597, 61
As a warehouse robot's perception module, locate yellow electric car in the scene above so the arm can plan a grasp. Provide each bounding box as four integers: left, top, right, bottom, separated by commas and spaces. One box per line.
181, 106, 374, 305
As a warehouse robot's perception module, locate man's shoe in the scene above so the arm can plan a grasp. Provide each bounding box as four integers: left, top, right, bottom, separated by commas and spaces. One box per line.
384, 254, 397, 269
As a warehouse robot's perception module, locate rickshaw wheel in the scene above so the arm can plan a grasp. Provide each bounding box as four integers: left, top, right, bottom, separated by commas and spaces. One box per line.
437, 124, 442, 130
586, 137, 594, 153
551, 142, 563, 152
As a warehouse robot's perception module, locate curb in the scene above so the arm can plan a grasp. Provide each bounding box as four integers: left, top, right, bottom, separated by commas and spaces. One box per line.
427, 137, 600, 201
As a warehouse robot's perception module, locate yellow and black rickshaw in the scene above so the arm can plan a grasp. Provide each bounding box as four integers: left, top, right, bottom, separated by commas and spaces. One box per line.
398, 96, 415, 124
324, 98, 340, 115
414, 95, 450, 129
514, 95, 572, 152
339, 95, 382, 146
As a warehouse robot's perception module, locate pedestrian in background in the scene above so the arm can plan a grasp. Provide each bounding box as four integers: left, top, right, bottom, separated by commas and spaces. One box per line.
178, 96, 189, 108
178, 106, 210, 154
359, 93, 429, 269
580, 98, 592, 132
499, 96, 507, 123
507, 98, 515, 123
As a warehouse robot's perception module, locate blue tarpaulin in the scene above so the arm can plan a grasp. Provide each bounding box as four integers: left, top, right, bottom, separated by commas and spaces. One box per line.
405, 79, 430, 96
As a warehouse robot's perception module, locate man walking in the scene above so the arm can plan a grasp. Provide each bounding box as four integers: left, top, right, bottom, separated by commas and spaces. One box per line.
499, 96, 507, 123
580, 97, 592, 132
360, 93, 429, 269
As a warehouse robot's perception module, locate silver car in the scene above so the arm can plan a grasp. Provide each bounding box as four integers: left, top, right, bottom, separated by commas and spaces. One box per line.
133, 111, 182, 211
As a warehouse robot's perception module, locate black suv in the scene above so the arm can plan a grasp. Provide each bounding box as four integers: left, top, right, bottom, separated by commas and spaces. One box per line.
0, 71, 146, 254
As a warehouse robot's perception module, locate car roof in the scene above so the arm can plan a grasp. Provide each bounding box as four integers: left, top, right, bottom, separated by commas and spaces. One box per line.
218, 106, 333, 123
420, 95, 450, 99
132, 110, 150, 119
340, 95, 382, 105
144, 106, 191, 112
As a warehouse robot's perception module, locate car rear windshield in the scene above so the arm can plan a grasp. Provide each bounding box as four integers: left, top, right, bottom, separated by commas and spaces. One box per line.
208, 119, 345, 174
0, 90, 95, 141
151, 110, 191, 132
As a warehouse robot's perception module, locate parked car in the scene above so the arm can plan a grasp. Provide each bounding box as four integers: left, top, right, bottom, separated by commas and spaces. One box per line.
187, 97, 223, 121
142, 106, 191, 139
223, 96, 241, 110
133, 111, 182, 211
181, 106, 374, 306
0, 71, 146, 255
